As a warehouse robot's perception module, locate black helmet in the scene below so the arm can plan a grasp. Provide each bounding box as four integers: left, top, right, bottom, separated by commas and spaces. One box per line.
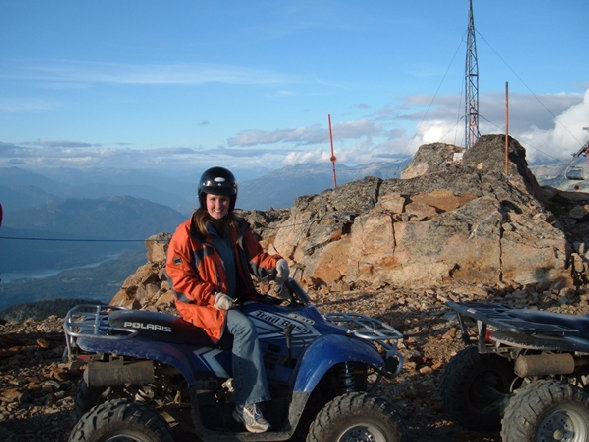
198, 166, 238, 211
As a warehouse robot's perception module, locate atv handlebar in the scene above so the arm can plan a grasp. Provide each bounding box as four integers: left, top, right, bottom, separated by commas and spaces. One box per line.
283, 277, 311, 305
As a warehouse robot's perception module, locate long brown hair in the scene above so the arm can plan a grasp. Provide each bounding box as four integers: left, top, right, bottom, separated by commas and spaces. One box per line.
192, 208, 241, 238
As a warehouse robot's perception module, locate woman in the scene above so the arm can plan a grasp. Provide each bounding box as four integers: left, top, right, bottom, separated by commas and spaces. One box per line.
166, 166, 289, 433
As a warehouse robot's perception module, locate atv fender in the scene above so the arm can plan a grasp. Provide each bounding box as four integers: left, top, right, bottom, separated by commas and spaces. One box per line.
77, 336, 227, 385
293, 334, 382, 393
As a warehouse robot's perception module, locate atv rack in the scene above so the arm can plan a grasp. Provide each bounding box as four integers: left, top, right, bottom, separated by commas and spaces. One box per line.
324, 312, 402, 341
63, 304, 135, 360
448, 301, 589, 353
324, 312, 404, 376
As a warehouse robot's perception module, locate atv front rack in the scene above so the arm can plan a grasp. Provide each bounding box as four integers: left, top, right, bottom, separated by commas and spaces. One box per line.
324, 312, 403, 342
63, 304, 136, 360
324, 312, 404, 376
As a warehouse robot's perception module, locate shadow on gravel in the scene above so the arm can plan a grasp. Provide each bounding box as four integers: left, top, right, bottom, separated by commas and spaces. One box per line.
0, 409, 75, 442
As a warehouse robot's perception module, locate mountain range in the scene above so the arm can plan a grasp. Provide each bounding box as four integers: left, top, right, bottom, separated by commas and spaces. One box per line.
1, 194, 186, 273
0, 160, 412, 215
0, 161, 411, 310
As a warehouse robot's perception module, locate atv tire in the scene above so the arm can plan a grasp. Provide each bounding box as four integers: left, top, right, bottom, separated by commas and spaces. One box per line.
501, 379, 589, 442
440, 345, 516, 431
306, 391, 402, 442
74, 380, 108, 419
69, 398, 173, 442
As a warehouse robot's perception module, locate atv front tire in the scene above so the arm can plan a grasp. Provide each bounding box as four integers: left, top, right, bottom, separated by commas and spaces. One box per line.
69, 398, 173, 442
440, 345, 516, 430
306, 392, 402, 442
501, 379, 589, 442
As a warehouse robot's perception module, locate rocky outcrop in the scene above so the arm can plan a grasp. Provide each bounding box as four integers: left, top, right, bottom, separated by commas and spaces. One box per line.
109, 134, 589, 310
271, 135, 587, 294
401, 142, 464, 179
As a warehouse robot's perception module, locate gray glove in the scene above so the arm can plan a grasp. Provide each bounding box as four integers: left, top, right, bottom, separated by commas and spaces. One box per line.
214, 292, 235, 310
273, 259, 290, 298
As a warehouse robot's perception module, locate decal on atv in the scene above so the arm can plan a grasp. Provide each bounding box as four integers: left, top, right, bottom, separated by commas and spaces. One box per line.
122, 321, 172, 333
286, 312, 316, 326
249, 309, 321, 350
192, 347, 230, 378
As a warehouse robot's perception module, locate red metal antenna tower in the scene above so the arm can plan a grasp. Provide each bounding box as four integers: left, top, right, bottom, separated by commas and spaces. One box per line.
465, 0, 480, 148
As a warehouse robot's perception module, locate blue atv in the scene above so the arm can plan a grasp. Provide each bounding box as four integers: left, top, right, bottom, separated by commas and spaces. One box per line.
63, 278, 404, 441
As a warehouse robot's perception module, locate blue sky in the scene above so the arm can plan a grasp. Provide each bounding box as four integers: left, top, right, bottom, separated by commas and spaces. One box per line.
0, 0, 587, 176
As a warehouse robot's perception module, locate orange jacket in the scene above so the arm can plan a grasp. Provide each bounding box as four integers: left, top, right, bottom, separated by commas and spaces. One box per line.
166, 215, 282, 342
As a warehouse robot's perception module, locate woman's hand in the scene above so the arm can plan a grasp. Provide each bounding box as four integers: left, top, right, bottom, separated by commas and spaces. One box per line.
214, 292, 236, 310
273, 259, 290, 298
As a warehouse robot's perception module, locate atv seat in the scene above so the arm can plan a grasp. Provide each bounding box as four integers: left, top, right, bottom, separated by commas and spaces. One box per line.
508, 309, 589, 336
108, 310, 233, 349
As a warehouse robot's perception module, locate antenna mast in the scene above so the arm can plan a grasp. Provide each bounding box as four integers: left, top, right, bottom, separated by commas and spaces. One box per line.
465, 0, 480, 148
328, 114, 337, 188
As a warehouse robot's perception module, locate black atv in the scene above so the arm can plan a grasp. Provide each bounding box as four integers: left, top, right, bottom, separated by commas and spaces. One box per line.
440, 301, 589, 442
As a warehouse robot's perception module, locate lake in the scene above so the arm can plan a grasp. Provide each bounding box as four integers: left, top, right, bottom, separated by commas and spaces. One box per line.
0, 252, 124, 283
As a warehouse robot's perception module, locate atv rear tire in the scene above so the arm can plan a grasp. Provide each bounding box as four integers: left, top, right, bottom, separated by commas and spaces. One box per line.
501, 379, 589, 442
306, 392, 402, 442
69, 398, 173, 442
74, 380, 108, 419
440, 345, 516, 431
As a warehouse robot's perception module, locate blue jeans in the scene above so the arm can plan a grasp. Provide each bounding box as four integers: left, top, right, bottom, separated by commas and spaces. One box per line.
225, 308, 270, 407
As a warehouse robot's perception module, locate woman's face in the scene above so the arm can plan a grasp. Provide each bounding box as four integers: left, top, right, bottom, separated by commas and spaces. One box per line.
206, 193, 230, 220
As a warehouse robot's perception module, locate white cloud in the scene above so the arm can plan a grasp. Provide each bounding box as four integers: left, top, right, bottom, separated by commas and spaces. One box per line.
33, 140, 96, 148
247, 88, 589, 168
399, 89, 588, 163
0, 99, 56, 112
7, 60, 294, 87
284, 149, 330, 165
228, 124, 326, 147
518, 89, 589, 162
2, 88, 586, 171
331, 119, 381, 139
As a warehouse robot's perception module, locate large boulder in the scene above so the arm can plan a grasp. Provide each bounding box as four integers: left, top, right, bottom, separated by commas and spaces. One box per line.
272, 134, 580, 292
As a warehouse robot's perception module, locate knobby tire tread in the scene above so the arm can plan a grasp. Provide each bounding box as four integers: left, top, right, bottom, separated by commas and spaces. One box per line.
501, 379, 589, 442
440, 345, 515, 431
69, 398, 173, 442
306, 391, 402, 442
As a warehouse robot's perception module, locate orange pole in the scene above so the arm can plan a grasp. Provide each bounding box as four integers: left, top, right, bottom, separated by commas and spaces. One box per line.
505, 81, 509, 176
328, 114, 337, 188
